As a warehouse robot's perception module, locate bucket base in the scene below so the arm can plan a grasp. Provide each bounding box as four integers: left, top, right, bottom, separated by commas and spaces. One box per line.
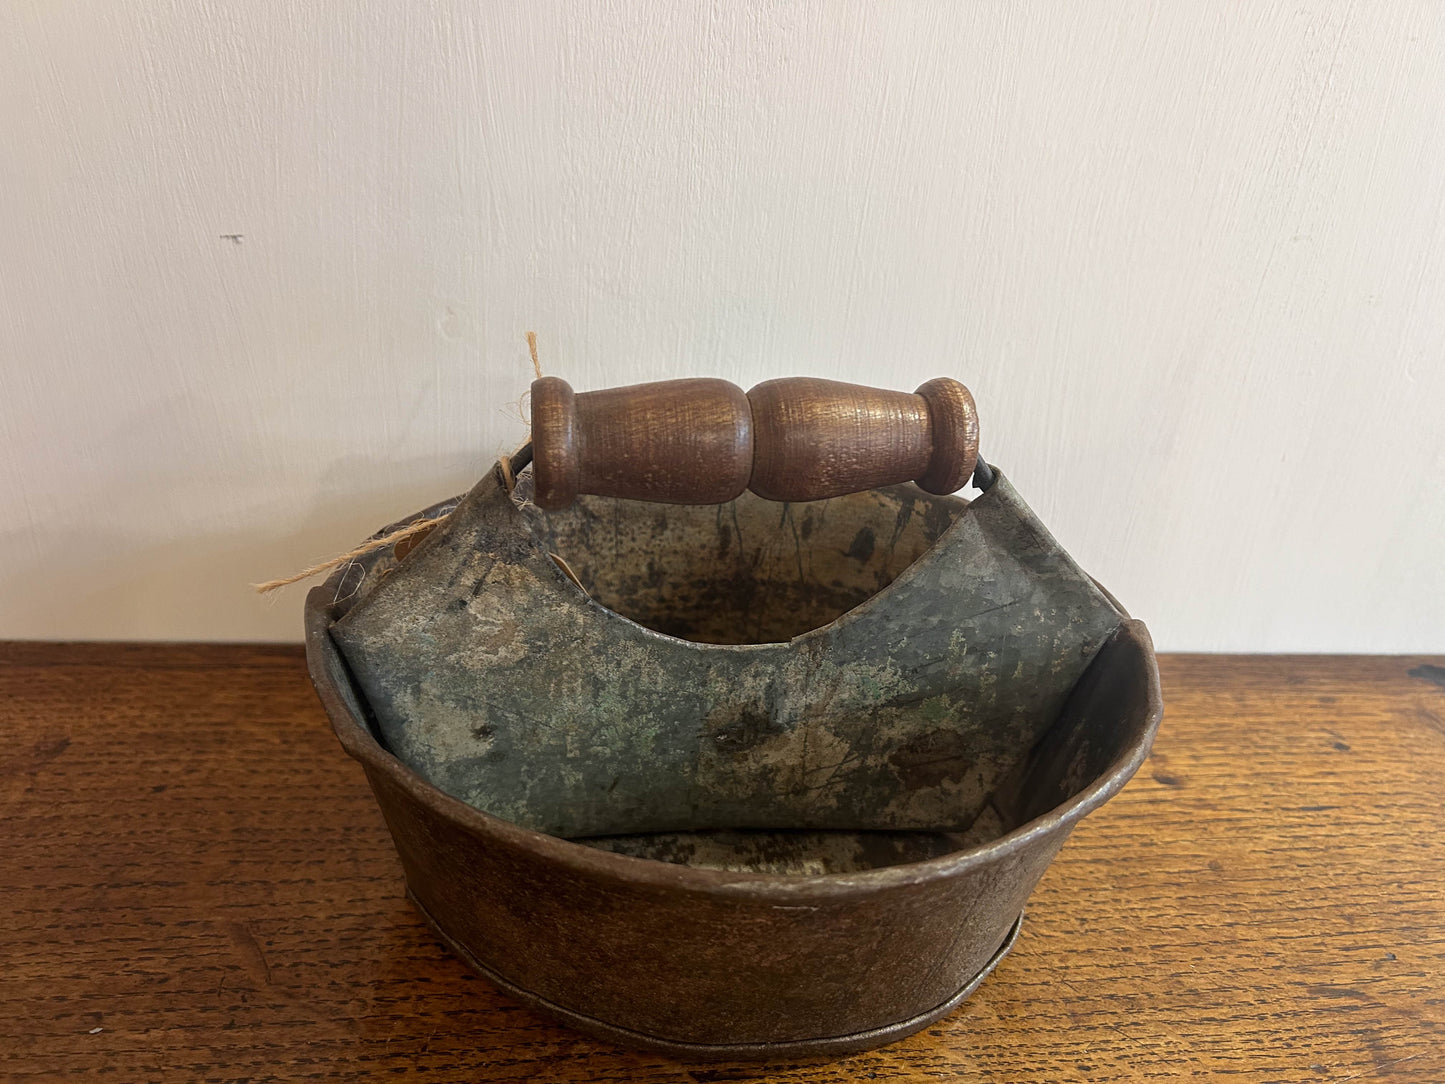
409, 889, 1023, 1061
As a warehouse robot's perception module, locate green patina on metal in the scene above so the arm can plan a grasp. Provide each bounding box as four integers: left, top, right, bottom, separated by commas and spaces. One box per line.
330, 466, 1123, 841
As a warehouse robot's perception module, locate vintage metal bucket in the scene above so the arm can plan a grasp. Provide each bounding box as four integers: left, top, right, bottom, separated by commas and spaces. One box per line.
303, 394, 1162, 1059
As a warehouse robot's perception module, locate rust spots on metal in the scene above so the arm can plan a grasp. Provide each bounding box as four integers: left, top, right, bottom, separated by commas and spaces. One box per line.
889, 729, 976, 789
303, 464, 1164, 1057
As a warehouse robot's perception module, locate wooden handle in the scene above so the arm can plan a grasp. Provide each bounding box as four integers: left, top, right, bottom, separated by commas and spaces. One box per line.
530, 375, 978, 510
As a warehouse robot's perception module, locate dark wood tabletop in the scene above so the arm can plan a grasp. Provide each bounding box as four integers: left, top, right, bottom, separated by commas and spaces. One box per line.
2, 643, 1443, 1082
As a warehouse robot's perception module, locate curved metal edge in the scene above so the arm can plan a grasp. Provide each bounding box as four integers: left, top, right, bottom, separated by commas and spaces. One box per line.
525, 480, 974, 659
307, 582, 1162, 897
408, 890, 1024, 1062
304, 458, 1164, 897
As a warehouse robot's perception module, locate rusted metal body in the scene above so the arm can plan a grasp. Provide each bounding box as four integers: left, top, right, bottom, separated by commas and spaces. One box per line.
304, 463, 1162, 1058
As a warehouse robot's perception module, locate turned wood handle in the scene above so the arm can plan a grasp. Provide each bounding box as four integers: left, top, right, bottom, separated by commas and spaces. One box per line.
530, 375, 978, 510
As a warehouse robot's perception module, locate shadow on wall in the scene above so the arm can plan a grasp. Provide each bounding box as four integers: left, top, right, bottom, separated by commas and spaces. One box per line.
0, 454, 490, 642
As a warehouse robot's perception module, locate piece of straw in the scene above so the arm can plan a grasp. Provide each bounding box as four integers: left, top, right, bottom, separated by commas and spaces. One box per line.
254, 333, 544, 595
252, 514, 453, 594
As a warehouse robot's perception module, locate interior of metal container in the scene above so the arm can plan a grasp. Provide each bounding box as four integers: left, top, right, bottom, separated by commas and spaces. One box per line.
519, 474, 964, 646
326, 467, 1134, 875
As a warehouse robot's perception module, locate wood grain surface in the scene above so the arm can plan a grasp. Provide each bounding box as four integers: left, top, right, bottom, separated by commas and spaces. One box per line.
529, 375, 978, 509
2, 643, 1443, 1081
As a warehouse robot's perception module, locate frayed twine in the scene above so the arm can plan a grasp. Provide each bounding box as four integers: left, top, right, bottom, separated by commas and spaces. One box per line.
253, 333, 544, 595
252, 513, 455, 595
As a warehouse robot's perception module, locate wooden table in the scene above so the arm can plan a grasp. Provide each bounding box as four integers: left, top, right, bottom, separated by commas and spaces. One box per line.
3, 644, 1443, 1082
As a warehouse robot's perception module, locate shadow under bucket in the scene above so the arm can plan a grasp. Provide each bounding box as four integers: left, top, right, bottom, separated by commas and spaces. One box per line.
304, 464, 1162, 1059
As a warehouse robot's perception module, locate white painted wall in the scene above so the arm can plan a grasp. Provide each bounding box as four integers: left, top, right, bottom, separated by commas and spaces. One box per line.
2, 1, 1442, 651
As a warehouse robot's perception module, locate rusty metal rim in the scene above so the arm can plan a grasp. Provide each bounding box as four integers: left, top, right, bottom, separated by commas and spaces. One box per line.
307, 574, 1162, 896
410, 890, 1024, 1059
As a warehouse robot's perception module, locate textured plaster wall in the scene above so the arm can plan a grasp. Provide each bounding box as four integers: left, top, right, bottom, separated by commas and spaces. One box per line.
1, 1, 1442, 650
